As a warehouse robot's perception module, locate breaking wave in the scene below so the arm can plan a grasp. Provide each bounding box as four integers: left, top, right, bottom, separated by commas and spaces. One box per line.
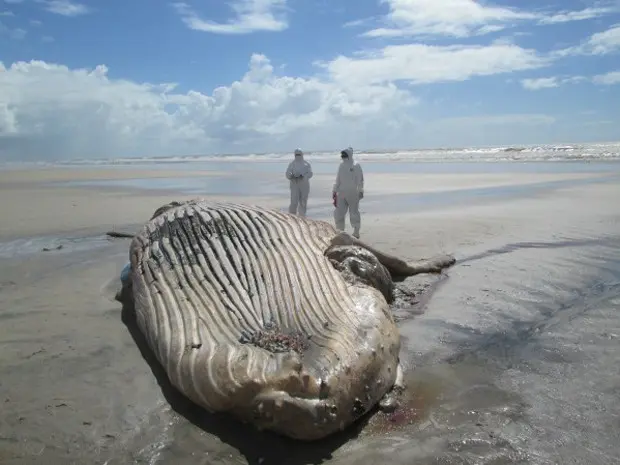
2, 142, 620, 168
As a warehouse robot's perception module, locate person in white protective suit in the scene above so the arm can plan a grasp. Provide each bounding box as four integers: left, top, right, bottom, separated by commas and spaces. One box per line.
332, 147, 364, 238
285, 148, 313, 217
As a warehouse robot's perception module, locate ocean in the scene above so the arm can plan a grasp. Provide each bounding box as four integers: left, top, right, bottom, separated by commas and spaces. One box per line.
3, 141, 620, 168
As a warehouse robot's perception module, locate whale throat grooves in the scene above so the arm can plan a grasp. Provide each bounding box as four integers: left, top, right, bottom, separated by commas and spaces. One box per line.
128, 200, 401, 440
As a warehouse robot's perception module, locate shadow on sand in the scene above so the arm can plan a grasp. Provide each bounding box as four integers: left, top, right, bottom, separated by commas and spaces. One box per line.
117, 285, 373, 465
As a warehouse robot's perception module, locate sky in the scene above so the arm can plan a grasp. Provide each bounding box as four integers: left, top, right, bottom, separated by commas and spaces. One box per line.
0, 0, 619, 161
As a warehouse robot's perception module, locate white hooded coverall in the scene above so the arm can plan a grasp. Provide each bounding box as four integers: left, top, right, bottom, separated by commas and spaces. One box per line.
333, 147, 364, 237
285, 149, 313, 217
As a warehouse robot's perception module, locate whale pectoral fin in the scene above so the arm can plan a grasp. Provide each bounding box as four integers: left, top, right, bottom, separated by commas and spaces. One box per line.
329, 232, 456, 277
325, 244, 395, 303
378, 362, 406, 413
392, 254, 457, 277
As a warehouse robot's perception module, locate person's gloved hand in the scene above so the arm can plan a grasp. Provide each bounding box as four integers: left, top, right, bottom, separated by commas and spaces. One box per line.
359, 191, 364, 200
332, 191, 337, 207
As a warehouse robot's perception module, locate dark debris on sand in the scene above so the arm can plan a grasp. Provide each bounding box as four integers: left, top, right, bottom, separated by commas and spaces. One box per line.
239, 321, 310, 354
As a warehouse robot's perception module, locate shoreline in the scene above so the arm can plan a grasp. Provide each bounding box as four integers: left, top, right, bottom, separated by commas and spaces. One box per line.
2, 140, 619, 167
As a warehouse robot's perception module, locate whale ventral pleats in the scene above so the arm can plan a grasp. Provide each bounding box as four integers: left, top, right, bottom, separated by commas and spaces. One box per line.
124, 199, 455, 441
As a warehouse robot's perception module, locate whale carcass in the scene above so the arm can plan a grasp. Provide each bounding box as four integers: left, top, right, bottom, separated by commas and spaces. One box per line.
118, 199, 455, 441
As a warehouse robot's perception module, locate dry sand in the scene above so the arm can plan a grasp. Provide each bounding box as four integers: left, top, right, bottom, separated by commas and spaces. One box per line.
1, 166, 619, 464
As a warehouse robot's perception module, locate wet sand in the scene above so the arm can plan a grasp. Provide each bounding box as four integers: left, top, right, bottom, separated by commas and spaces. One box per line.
0, 166, 612, 238
1, 166, 620, 464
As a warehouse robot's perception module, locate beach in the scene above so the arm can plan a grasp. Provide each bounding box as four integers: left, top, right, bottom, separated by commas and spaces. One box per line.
1, 156, 620, 464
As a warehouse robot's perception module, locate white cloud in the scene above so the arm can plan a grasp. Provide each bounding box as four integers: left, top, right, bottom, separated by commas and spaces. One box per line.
343, 17, 376, 29
173, 0, 288, 34
363, 0, 535, 38
0, 56, 417, 160
357, 1, 618, 39
0, 10, 14, 16
41, 0, 89, 17
475, 24, 506, 35
581, 23, 620, 54
555, 23, 620, 56
521, 77, 560, 90
0, 39, 567, 161
539, 6, 615, 24
322, 43, 548, 86
4, 0, 24, 4
520, 75, 586, 90
592, 70, 620, 84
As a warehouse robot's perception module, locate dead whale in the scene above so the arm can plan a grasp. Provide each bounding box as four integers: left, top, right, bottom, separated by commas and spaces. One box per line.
117, 199, 455, 441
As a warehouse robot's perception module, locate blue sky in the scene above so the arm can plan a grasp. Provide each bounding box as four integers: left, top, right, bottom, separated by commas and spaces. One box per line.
0, 0, 619, 160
